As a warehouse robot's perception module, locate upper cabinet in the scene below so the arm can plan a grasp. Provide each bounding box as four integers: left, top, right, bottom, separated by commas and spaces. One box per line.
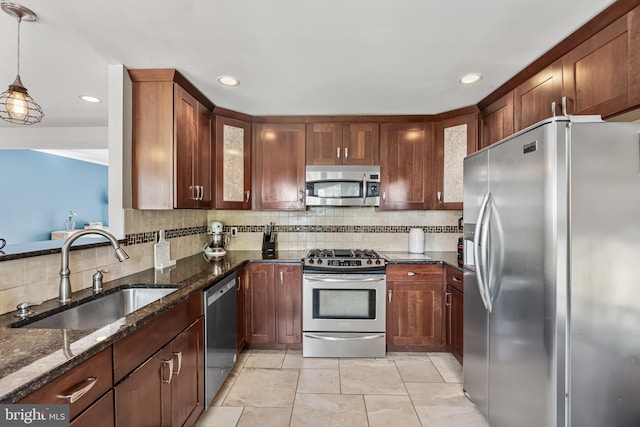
215, 115, 251, 210
379, 122, 433, 210
434, 113, 478, 210
306, 123, 379, 165
480, 92, 514, 149
513, 60, 563, 132
129, 69, 213, 210
562, 9, 640, 117
253, 123, 306, 210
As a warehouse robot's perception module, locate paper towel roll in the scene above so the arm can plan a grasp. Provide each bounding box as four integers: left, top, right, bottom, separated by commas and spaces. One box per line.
409, 228, 425, 253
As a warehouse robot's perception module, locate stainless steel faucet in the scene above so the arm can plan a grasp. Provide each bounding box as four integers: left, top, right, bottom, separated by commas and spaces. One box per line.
59, 229, 129, 303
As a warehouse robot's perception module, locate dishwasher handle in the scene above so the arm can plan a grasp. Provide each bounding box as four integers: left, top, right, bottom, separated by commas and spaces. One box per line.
206, 279, 236, 306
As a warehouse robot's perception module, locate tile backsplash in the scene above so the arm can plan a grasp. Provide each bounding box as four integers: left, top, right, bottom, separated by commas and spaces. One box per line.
0, 207, 461, 315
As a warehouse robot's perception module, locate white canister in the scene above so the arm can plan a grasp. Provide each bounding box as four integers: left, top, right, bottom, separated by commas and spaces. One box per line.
408, 228, 425, 253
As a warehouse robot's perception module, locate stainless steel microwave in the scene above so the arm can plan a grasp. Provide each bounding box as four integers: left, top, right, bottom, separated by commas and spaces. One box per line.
305, 165, 380, 207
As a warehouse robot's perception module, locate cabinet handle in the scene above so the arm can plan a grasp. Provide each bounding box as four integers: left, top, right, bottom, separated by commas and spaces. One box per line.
407, 271, 420, 276
236, 277, 241, 291
280, 271, 285, 284
162, 359, 174, 384
245, 190, 251, 203
172, 352, 183, 375
200, 185, 205, 200
388, 289, 392, 303
344, 147, 349, 159
57, 377, 98, 404
382, 191, 386, 201
551, 101, 558, 117
189, 185, 195, 200
337, 147, 341, 159
437, 191, 443, 203
452, 276, 462, 283
445, 292, 452, 306
562, 96, 570, 116
299, 189, 305, 203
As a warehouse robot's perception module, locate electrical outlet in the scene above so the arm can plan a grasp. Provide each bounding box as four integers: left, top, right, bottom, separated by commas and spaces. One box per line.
230, 227, 238, 237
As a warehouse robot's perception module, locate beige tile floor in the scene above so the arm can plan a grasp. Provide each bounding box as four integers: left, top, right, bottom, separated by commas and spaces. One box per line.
195, 350, 489, 427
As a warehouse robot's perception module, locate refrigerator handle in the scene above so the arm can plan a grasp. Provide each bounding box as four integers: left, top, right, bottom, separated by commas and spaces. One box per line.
474, 192, 492, 311
479, 194, 494, 313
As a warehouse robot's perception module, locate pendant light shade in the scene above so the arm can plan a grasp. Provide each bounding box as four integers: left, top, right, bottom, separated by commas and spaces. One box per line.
0, 2, 44, 125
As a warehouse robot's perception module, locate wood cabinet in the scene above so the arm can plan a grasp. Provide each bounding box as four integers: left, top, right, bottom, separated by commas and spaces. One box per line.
434, 113, 477, 210
386, 264, 444, 351
215, 115, 251, 209
306, 123, 379, 165
445, 267, 464, 364
113, 293, 204, 427
480, 92, 514, 149
563, 9, 640, 117
244, 262, 302, 347
129, 69, 213, 209
236, 265, 247, 352
70, 391, 114, 427
253, 123, 306, 210
379, 122, 433, 210
514, 60, 563, 132
18, 347, 113, 423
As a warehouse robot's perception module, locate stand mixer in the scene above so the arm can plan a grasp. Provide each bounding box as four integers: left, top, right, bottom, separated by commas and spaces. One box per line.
203, 221, 229, 257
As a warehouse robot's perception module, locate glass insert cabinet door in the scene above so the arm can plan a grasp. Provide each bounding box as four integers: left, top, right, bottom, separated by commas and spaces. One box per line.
215, 116, 251, 209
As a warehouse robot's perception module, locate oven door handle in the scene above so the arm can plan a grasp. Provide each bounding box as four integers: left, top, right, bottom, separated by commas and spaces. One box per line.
304, 333, 385, 341
303, 276, 385, 283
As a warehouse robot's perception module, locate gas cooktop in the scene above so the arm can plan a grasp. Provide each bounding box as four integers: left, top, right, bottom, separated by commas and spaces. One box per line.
303, 248, 385, 270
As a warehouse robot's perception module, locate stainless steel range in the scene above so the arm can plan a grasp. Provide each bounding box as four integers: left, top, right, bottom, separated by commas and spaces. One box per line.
302, 249, 386, 358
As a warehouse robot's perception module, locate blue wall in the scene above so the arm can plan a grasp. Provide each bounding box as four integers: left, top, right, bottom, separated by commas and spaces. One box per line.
0, 150, 108, 244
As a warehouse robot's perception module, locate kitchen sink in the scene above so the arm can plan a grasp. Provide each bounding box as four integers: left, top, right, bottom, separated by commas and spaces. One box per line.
13, 287, 179, 330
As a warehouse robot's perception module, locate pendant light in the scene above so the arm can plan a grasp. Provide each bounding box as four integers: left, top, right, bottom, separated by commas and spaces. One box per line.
0, 2, 44, 125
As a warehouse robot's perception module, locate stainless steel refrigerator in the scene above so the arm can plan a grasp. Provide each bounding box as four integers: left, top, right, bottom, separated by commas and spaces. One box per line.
462, 115, 640, 427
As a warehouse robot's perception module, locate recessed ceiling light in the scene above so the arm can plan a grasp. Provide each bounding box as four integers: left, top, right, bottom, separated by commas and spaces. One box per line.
79, 95, 101, 103
458, 73, 483, 85
217, 76, 240, 87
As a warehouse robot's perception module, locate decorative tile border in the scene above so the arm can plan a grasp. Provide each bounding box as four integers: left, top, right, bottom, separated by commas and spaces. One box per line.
124, 224, 460, 245
125, 226, 207, 246
223, 225, 461, 233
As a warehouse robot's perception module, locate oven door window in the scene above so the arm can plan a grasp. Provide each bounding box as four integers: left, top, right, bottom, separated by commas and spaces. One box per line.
312, 288, 376, 319
307, 181, 362, 199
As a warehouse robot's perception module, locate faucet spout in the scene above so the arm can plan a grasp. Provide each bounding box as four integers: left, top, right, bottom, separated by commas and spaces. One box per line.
59, 229, 129, 304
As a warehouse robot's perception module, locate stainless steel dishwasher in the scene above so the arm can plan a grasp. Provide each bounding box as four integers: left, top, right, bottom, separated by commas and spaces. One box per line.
203, 272, 237, 408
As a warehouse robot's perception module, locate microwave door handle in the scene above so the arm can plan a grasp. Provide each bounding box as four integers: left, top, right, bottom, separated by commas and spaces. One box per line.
362, 173, 367, 204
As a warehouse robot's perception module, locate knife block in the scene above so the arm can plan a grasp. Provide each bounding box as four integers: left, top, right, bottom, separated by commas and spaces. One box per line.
262, 233, 276, 258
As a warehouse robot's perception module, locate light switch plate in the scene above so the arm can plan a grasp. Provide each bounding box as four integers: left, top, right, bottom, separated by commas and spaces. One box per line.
230, 227, 238, 237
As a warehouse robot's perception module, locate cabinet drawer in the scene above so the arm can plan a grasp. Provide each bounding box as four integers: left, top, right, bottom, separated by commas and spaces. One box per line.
70, 390, 114, 427
113, 293, 202, 383
386, 264, 443, 282
446, 267, 464, 292
18, 347, 113, 420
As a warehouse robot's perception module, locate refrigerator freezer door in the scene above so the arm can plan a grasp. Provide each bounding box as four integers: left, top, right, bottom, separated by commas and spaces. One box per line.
486, 122, 561, 427
463, 269, 489, 419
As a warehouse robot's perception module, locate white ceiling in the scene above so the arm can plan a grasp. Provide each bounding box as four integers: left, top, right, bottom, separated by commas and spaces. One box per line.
0, 0, 615, 132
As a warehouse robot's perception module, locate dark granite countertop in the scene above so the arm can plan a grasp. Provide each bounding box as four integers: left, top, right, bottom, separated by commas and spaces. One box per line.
0, 249, 458, 402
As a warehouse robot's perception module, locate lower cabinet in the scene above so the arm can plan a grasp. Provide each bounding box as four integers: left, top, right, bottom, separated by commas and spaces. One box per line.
386, 264, 445, 351
114, 297, 204, 427
70, 390, 114, 427
445, 267, 464, 363
245, 262, 302, 347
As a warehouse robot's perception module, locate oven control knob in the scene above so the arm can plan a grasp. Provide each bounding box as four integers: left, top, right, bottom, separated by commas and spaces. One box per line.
308, 259, 315, 264
375, 259, 381, 265
366, 259, 372, 265
317, 259, 323, 264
